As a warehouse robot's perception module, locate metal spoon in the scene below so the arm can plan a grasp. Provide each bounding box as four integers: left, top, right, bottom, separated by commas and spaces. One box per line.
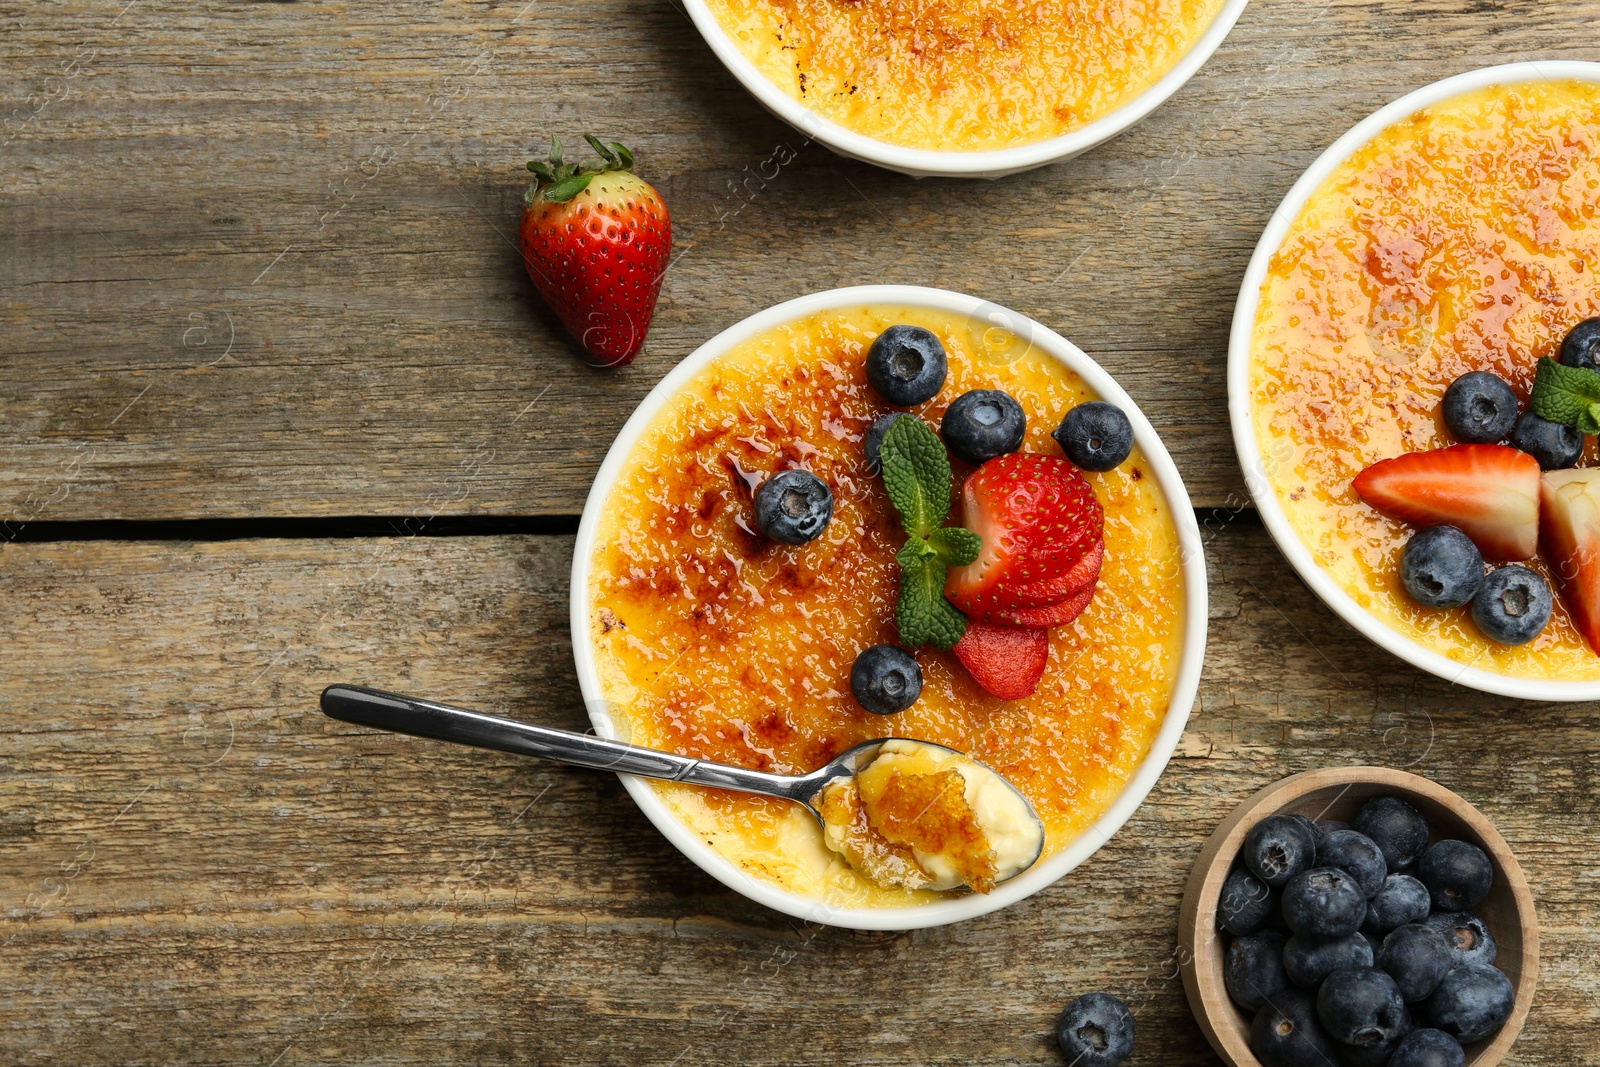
319, 684, 1045, 887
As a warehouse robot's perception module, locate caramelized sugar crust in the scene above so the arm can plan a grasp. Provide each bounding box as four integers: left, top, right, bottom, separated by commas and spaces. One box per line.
588, 304, 1184, 907
705, 0, 1225, 151
1249, 81, 1600, 680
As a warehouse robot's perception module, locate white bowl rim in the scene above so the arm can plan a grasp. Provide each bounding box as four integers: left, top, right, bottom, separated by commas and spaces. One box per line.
570, 284, 1210, 930
678, 0, 1251, 177
1227, 60, 1600, 703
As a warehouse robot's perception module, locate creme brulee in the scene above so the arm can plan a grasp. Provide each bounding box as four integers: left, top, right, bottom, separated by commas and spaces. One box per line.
1248, 80, 1600, 681
586, 303, 1186, 909
703, 0, 1227, 152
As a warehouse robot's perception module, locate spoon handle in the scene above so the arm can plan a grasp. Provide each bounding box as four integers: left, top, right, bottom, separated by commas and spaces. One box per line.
319, 684, 810, 800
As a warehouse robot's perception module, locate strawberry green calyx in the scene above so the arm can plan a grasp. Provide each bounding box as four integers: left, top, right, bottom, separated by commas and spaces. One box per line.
526, 134, 639, 205
880, 415, 978, 649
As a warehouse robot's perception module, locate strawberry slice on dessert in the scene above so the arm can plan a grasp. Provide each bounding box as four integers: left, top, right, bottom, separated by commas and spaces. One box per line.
945, 453, 1104, 618
1352, 444, 1540, 561
952, 621, 1049, 700
1540, 468, 1600, 656
989, 578, 1099, 629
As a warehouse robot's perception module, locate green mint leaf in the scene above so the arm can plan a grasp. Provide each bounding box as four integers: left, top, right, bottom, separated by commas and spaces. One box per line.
928, 526, 981, 568
1530, 356, 1600, 431
896, 537, 935, 571
880, 415, 953, 540
895, 557, 967, 650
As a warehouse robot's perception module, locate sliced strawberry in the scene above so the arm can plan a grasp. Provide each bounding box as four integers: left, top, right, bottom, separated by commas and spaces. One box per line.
1007, 538, 1103, 609
952, 621, 1049, 700
1352, 444, 1540, 561
988, 580, 1098, 628
1540, 468, 1600, 656
945, 453, 1104, 617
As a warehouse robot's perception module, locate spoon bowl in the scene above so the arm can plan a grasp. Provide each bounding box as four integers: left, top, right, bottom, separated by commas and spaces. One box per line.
319, 685, 1045, 891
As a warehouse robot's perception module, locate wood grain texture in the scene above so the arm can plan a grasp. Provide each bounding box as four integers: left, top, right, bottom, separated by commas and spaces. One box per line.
4, 1, 1600, 520
1, 518, 1597, 1064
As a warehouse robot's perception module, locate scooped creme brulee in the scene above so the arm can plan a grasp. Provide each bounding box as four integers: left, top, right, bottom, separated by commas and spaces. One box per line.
1248, 80, 1600, 681
586, 303, 1186, 908
702, 0, 1226, 152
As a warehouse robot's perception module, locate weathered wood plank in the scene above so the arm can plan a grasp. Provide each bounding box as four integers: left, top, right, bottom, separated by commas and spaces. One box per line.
1, 520, 1596, 1063
4, 1, 1599, 519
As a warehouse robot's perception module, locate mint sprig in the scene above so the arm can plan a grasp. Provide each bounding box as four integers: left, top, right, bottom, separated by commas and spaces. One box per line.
1530, 356, 1600, 435
879, 416, 978, 649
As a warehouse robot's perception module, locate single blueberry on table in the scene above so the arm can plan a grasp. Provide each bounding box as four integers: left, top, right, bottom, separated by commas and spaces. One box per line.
1225, 931, 1287, 1012
865, 325, 947, 406
1441, 371, 1519, 444
1378, 924, 1455, 1003
1423, 911, 1497, 968
1219, 865, 1277, 936
861, 412, 907, 476
1471, 565, 1553, 646
1317, 967, 1408, 1047
1251, 989, 1339, 1067
1318, 828, 1388, 899
848, 645, 922, 715
1425, 964, 1515, 1044
1389, 1027, 1466, 1067
1560, 316, 1600, 373
1054, 992, 1134, 1067
1053, 401, 1134, 472
940, 389, 1026, 466
1365, 874, 1433, 934
1400, 525, 1484, 609
753, 469, 833, 545
1416, 839, 1494, 912
1283, 932, 1374, 990
1243, 814, 1319, 888
1281, 867, 1367, 938
1354, 795, 1432, 872
1510, 411, 1583, 471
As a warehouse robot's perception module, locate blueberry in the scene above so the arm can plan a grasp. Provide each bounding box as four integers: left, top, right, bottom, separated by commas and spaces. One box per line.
1318, 829, 1387, 898
1353, 796, 1432, 872
848, 645, 922, 715
1425, 964, 1514, 1043
1283, 932, 1374, 990
1339, 1007, 1413, 1067
753, 469, 833, 545
1281, 867, 1367, 937
1389, 1027, 1466, 1067
1423, 911, 1497, 968
1560, 317, 1600, 373
1510, 411, 1583, 471
1219, 866, 1277, 936
1055, 992, 1134, 1067
1471, 565, 1553, 646
1317, 967, 1407, 1047
1225, 931, 1288, 1012
1400, 526, 1484, 609
1415, 839, 1494, 913
1365, 874, 1432, 934
1441, 371, 1518, 444
862, 412, 907, 476
1243, 814, 1319, 888
1251, 989, 1339, 1067
1316, 818, 1350, 835
1286, 813, 1324, 851
940, 390, 1025, 466
1053, 401, 1133, 472
1378, 924, 1455, 1003
865, 325, 947, 406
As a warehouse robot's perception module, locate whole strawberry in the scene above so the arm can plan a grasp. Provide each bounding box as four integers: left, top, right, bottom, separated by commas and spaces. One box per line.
519, 135, 671, 368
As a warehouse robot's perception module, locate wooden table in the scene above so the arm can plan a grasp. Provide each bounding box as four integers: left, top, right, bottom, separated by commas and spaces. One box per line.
3, 2, 1598, 1063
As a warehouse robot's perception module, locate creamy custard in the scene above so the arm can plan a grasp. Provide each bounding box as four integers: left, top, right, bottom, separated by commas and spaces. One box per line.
588, 303, 1185, 908
705, 0, 1226, 152
816, 740, 1042, 893
1248, 80, 1600, 681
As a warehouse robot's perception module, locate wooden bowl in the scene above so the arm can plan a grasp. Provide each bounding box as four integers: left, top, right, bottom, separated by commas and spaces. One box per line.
1178, 767, 1538, 1066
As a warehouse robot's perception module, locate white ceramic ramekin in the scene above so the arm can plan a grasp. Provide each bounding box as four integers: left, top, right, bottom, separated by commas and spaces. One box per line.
1228, 61, 1600, 702
681, 0, 1250, 179
571, 285, 1209, 928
